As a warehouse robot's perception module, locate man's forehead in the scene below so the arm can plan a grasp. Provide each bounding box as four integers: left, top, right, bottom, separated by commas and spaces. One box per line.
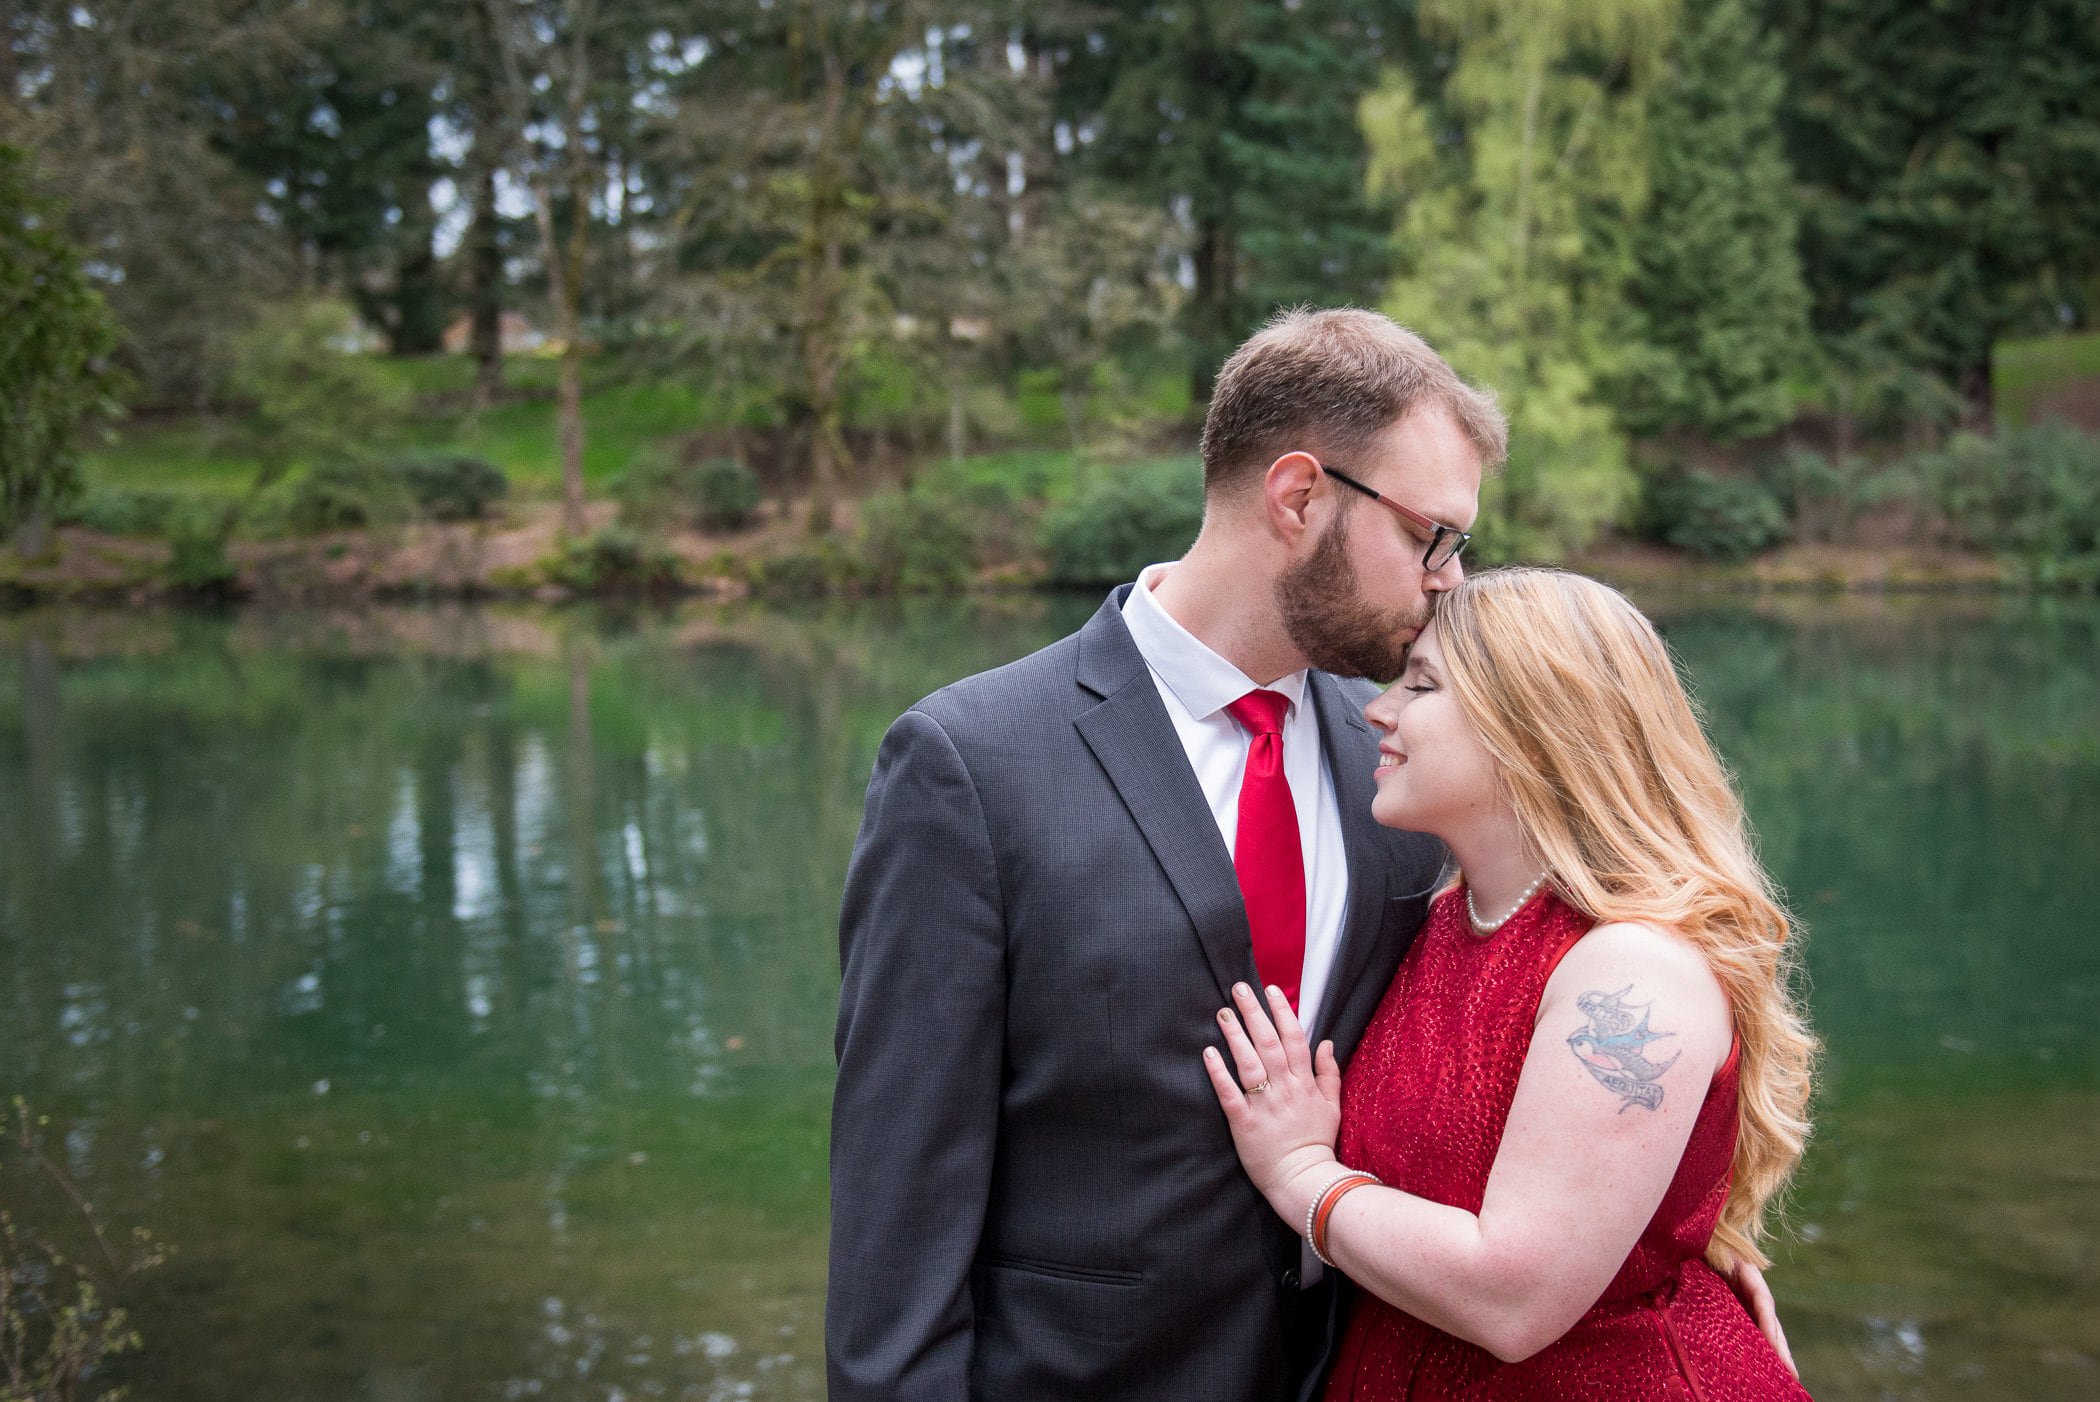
1370, 409, 1483, 523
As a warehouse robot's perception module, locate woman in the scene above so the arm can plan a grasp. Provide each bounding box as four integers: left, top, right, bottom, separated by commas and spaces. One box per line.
1204, 568, 1816, 1399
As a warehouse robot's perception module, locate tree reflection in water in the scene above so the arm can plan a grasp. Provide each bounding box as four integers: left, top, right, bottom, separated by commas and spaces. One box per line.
0, 592, 2094, 1401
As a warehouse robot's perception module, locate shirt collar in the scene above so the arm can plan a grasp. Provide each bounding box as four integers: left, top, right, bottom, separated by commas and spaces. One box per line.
1123, 563, 1309, 722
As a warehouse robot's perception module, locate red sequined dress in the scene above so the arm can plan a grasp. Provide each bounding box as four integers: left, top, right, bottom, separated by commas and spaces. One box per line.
1322, 887, 1811, 1401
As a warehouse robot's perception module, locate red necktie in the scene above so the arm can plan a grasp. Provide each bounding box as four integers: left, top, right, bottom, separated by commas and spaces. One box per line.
1224, 689, 1307, 1010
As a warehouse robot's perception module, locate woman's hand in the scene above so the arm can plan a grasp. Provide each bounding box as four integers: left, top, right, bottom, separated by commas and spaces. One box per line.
1203, 982, 1343, 1220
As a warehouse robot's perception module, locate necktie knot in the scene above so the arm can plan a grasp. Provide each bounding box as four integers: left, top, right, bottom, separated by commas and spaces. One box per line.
1226, 689, 1291, 737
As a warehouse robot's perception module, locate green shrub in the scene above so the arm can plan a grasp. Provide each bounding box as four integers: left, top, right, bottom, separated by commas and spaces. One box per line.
612, 453, 761, 531
550, 525, 679, 593
1015, 366, 1068, 440
856, 489, 976, 593
392, 453, 508, 522
910, 456, 1064, 567
610, 452, 682, 525
757, 545, 858, 598
287, 458, 413, 533
227, 298, 409, 481
237, 476, 302, 538
1756, 446, 1900, 543
1918, 423, 2100, 585
1039, 458, 1204, 585
1637, 468, 1791, 563
693, 457, 761, 529
0, 146, 124, 539
58, 486, 180, 535
944, 476, 1035, 565
164, 500, 239, 595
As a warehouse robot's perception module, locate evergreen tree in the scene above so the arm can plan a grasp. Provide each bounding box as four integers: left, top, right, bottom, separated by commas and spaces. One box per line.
1048, 1, 1402, 401
661, 3, 1044, 532
1773, 0, 2100, 430
0, 146, 121, 539
1367, 0, 1676, 558
206, 0, 452, 353
1618, 0, 1810, 442
3, 0, 318, 401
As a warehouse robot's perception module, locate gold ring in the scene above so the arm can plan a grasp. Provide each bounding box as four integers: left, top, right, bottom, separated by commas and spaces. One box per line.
1245, 1081, 1270, 1095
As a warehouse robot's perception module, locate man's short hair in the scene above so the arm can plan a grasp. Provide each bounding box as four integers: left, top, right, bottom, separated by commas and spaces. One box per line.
1199, 307, 1508, 497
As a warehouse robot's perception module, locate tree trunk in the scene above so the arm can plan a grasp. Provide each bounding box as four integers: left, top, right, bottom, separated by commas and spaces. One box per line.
1959, 350, 1995, 434
497, 0, 592, 536
1190, 216, 1222, 406
0, 0, 19, 116
947, 369, 968, 464
799, 36, 849, 537
557, 340, 586, 534
467, 0, 507, 411
801, 239, 847, 536
1061, 383, 1088, 456
553, 3, 594, 538
469, 166, 504, 410
388, 230, 447, 354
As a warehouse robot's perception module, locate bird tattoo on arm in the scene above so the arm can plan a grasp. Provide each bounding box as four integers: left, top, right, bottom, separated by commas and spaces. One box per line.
1566, 986, 1679, 1112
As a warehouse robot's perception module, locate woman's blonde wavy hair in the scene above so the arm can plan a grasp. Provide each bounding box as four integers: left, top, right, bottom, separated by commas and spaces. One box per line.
1430, 567, 1816, 1270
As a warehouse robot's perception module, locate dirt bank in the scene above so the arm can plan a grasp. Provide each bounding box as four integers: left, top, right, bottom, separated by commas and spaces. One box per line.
0, 504, 2015, 608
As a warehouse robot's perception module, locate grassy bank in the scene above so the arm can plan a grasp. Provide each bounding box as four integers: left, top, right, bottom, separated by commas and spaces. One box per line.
1997, 329, 2100, 429
14, 332, 2092, 607
92, 357, 716, 499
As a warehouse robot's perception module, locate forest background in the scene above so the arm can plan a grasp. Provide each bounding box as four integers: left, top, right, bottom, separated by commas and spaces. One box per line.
3, 0, 2099, 601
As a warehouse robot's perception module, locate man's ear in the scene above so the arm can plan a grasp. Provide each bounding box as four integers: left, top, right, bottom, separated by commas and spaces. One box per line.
1262, 452, 1323, 541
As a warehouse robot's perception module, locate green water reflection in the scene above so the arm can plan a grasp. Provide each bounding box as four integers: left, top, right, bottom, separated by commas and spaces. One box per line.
0, 593, 2094, 1400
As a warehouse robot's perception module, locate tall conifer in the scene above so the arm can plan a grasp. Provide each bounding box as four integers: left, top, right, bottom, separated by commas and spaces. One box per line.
1049, 1, 1400, 401
1619, 0, 1809, 442
1774, 0, 2100, 429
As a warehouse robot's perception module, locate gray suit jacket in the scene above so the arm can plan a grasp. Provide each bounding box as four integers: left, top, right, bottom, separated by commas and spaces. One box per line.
828, 588, 1446, 1401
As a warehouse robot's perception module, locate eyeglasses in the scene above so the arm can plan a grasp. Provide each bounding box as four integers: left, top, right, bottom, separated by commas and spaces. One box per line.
1318, 463, 1472, 572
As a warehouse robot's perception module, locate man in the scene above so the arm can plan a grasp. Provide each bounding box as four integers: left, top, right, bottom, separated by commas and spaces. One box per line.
829, 307, 1491, 1401
827, 309, 1784, 1399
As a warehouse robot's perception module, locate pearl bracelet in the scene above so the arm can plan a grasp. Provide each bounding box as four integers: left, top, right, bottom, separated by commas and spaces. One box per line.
1303, 1166, 1382, 1268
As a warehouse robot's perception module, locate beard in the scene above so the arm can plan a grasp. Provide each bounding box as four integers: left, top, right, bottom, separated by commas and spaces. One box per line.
1274, 509, 1429, 681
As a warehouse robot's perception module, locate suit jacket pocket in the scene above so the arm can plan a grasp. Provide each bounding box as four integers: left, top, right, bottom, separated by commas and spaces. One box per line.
971, 1255, 1142, 1345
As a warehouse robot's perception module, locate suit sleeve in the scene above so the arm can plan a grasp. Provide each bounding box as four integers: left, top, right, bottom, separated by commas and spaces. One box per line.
827, 707, 1006, 1402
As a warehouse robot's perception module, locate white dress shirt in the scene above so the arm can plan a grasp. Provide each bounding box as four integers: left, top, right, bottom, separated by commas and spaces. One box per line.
1120, 564, 1350, 1038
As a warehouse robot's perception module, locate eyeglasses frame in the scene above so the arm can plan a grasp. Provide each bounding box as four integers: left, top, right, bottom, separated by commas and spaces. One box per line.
1315, 461, 1473, 572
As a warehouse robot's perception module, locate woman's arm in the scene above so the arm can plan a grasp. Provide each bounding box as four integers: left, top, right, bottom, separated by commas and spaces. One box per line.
1206, 922, 1732, 1363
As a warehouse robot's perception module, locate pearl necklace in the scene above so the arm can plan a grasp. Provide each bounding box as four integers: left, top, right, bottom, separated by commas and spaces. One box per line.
1466, 870, 1550, 935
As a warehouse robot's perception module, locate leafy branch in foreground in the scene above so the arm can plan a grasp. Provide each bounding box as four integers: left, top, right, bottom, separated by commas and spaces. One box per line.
0, 1098, 168, 1402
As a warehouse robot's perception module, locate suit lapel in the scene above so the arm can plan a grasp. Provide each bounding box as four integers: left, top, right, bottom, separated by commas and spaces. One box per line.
1073, 591, 1255, 1007
1307, 671, 1391, 1044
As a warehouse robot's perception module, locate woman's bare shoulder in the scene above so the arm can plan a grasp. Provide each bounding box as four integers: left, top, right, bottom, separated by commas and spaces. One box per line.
1540, 919, 1732, 1056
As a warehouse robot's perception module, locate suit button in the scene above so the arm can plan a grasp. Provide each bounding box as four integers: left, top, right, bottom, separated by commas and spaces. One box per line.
1280, 1268, 1300, 1290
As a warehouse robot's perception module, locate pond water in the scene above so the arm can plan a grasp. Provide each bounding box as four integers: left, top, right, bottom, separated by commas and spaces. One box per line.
1, 592, 2095, 1401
